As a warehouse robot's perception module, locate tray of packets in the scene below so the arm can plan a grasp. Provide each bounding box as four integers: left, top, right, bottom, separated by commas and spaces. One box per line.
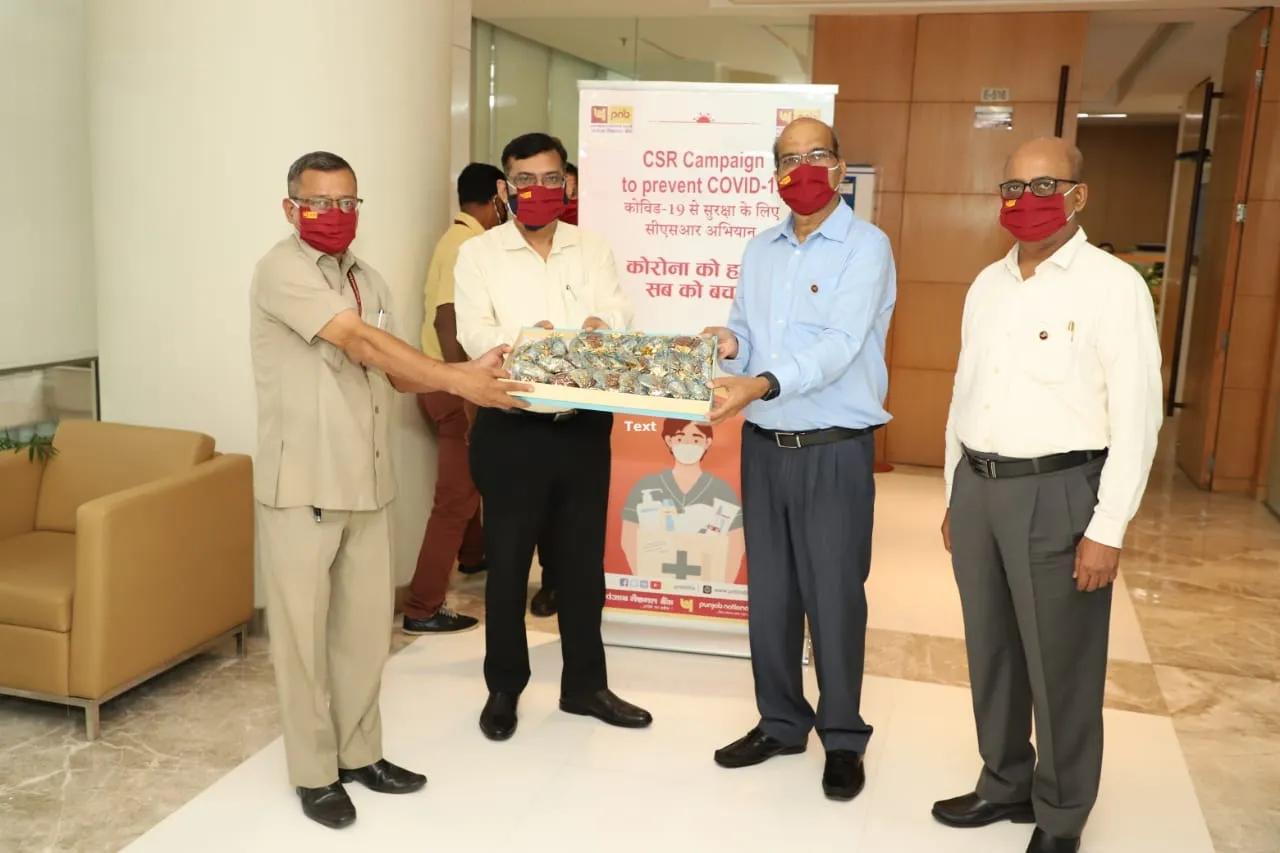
502, 327, 717, 420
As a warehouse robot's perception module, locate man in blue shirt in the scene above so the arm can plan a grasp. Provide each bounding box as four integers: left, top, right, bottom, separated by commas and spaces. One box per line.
704, 117, 896, 802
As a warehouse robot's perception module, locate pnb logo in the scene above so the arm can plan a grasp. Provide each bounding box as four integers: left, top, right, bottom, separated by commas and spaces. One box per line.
777, 108, 821, 127
591, 105, 633, 125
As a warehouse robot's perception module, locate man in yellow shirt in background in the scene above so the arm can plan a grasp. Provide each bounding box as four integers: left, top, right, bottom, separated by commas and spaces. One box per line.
402, 163, 508, 634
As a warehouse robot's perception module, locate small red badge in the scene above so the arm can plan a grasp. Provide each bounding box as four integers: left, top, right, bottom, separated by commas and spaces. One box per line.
810, 284, 819, 293
1039, 331, 1049, 340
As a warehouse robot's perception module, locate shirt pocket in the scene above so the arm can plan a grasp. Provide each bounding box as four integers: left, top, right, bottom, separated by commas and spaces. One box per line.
793, 275, 840, 327
1017, 311, 1077, 385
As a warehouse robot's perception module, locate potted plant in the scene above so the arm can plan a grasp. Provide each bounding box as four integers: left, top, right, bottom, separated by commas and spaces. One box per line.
0, 431, 57, 463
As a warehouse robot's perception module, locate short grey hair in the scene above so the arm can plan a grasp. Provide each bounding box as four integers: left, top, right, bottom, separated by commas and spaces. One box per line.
287, 151, 355, 197
772, 121, 842, 168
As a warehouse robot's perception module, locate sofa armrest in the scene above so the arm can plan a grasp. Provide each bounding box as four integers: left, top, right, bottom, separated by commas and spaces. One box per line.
0, 451, 43, 541
69, 454, 255, 699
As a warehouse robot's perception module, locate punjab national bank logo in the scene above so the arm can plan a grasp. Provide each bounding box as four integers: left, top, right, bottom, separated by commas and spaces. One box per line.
590, 105, 634, 133
776, 107, 822, 127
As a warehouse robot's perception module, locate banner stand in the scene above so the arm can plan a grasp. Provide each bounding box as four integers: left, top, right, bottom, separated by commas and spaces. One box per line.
601, 620, 813, 666
580, 80, 839, 662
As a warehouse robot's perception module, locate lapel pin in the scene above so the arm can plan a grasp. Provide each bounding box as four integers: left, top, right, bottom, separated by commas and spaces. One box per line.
1039, 331, 1049, 340
810, 284, 819, 293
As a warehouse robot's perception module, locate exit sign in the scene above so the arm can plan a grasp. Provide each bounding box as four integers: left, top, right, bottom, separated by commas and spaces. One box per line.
980, 87, 1010, 102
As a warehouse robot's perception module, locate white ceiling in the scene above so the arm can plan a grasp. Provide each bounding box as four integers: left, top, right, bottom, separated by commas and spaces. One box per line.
479, 2, 1250, 117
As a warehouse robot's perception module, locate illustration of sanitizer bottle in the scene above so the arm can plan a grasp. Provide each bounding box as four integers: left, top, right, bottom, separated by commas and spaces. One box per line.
636, 490, 664, 530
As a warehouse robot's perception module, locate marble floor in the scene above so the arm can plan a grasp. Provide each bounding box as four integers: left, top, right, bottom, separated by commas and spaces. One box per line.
1, 434, 1278, 852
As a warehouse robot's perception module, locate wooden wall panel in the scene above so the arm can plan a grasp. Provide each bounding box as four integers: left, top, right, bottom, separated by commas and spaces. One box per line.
899, 194, 1008, 285
911, 13, 1087, 103
812, 16, 917, 101
905, 103, 1077, 195
835, 101, 911, 192
892, 282, 968, 371
1215, 388, 1267, 482
884, 367, 953, 466
1076, 123, 1179, 250
814, 10, 1088, 468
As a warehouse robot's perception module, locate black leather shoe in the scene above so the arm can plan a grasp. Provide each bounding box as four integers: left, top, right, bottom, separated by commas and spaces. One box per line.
530, 586, 557, 617
932, 791, 1036, 828
338, 759, 426, 794
297, 783, 355, 829
480, 692, 519, 741
822, 750, 866, 801
402, 606, 479, 635
714, 728, 807, 769
458, 559, 487, 575
560, 689, 652, 728
1026, 827, 1081, 853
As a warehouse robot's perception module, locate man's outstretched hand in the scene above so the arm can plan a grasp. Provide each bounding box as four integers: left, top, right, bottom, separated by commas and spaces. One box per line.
450, 345, 530, 411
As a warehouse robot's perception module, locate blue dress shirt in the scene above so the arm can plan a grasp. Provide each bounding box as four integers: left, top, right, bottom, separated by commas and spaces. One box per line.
723, 202, 896, 431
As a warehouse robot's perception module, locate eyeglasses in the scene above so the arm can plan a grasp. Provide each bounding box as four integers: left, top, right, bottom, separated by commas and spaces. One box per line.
508, 172, 565, 190
999, 177, 1078, 200
292, 196, 363, 213
777, 148, 839, 171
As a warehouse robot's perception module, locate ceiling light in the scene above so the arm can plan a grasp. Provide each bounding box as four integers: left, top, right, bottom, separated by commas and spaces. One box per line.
1077, 112, 1128, 119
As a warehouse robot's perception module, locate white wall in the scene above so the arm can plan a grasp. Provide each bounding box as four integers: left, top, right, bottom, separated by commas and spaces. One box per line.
87, 0, 457, 596
0, 0, 97, 371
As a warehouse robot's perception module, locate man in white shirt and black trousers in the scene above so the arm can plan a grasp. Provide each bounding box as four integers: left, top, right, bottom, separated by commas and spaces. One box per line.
934, 137, 1162, 853
454, 132, 653, 741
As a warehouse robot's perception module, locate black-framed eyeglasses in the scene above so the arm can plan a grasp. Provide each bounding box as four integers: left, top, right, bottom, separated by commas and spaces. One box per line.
777, 148, 839, 171
508, 172, 565, 190
999, 177, 1078, 200
292, 196, 363, 213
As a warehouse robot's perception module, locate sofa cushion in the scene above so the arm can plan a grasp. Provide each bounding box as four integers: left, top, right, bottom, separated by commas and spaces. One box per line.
0, 531, 76, 631
35, 420, 216, 533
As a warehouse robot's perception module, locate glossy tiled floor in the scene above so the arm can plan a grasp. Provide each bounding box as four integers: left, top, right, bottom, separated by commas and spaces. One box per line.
1, 429, 1278, 852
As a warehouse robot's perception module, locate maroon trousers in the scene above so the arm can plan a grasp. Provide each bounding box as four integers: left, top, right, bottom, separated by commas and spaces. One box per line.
404, 392, 484, 619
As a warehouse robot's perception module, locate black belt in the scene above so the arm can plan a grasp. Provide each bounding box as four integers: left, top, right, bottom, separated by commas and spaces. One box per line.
509, 408, 578, 423
964, 447, 1107, 480
750, 423, 879, 450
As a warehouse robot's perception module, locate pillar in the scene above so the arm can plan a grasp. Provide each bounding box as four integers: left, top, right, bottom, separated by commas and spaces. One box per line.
87, 0, 456, 598
0, 0, 96, 371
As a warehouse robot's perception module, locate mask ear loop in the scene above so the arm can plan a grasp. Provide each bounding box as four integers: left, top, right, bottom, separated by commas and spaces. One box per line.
1064, 184, 1080, 223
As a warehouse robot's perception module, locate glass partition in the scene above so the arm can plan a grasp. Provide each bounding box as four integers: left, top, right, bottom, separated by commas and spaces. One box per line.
0, 357, 99, 458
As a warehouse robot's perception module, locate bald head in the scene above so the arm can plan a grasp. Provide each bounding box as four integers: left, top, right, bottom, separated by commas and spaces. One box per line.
773, 117, 842, 169
1005, 137, 1084, 183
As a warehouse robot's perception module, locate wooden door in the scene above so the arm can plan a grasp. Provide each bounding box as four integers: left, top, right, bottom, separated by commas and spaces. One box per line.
1159, 81, 1211, 404
1176, 9, 1272, 488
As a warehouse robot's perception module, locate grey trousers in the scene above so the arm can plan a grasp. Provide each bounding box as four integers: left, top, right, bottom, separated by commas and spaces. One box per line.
950, 452, 1112, 838
741, 424, 875, 754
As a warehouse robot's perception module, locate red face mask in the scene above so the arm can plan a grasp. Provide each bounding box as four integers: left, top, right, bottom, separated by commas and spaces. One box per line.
508, 185, 565, 229
297, 206, 357, 255
559, 198, 579, 225
778, 164, 837, 216
999, 189, 1075, 243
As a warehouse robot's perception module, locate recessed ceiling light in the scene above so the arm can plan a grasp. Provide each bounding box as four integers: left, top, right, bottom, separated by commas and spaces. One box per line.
1077, 112, 1128, 119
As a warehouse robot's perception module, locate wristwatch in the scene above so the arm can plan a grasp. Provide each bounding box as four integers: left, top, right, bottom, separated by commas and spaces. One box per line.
758, 371, 781, 402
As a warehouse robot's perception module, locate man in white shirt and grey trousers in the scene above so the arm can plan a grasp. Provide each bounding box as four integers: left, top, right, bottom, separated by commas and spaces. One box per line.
933, 137, 1162, 853
454, 132, 653, 743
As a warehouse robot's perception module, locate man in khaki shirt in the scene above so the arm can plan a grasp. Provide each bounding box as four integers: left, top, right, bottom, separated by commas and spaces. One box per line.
250, 151, 526, 830
402, 163, 506, 635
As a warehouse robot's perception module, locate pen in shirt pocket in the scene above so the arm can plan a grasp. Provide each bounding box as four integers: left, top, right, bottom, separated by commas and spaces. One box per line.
1067, 320, 1075, 342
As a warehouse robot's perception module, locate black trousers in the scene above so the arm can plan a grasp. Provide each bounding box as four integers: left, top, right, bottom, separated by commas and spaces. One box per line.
741, 424, 876, 753
469, 408, 612, 697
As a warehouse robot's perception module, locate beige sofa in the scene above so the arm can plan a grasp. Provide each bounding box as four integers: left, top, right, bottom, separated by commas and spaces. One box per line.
0, 420, 254, 738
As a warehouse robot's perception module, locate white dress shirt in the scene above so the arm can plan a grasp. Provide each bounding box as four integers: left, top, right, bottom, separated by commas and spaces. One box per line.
454, 221, 633, 359
943, 228, 1163, 549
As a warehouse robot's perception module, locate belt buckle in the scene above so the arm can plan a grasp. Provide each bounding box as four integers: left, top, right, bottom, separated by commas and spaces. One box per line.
983, 458, 998, 479
774, 431, 802, 450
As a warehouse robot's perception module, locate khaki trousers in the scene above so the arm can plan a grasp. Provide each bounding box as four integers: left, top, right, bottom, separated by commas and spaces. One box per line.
259, 504, 394, 788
